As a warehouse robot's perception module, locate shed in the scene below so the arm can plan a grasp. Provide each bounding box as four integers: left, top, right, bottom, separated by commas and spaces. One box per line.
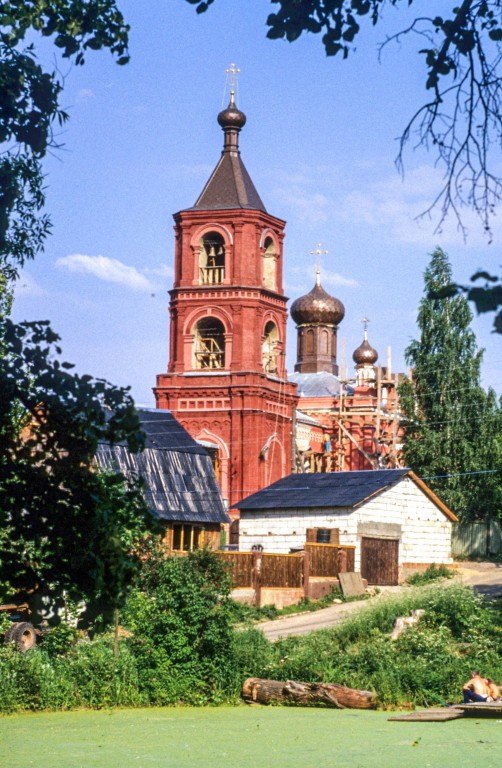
234, 469, 458, 585
96, 408, 230, 552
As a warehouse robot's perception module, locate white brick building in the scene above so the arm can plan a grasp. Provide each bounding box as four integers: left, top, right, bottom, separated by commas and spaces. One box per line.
234, 469, 458, 585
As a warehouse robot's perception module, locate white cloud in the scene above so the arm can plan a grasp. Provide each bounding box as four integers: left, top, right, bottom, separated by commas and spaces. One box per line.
285, 265, 358, 295
335, 165, 502, 248
13, 272, 44, 298
271, 187, 329, 223
321, 268, 359, 288
144, 264, 174, 278
56, 254, 155, 292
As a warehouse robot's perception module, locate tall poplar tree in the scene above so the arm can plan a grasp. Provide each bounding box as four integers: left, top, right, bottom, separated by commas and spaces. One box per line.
399, 247, 502, 522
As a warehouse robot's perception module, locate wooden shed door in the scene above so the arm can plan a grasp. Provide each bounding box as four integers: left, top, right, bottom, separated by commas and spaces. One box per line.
360, 537, 399, 586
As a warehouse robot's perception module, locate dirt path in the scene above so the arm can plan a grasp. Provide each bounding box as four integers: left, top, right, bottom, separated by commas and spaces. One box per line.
257, 562, 502, 641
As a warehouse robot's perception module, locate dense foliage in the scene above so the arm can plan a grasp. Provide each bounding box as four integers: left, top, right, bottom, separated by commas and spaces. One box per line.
0, 316, 160, 617
0, 564, 500, 712
235, 583, 502, 708
0, 2, 162, 616
398, 248, 502, 522
121, 546, 241, 705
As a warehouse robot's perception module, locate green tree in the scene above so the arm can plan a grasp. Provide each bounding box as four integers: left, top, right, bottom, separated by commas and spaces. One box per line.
187, 1, 502, 238
0, 3, 162, 616
0, 318, 161, 618
398, 247, 502, 522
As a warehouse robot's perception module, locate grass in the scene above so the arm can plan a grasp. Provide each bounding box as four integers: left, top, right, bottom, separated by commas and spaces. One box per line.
405, 563, 456, 586
0, 706, 501, 768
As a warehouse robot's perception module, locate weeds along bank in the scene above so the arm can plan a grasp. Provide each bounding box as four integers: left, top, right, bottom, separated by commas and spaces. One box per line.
0, 553, 500, 712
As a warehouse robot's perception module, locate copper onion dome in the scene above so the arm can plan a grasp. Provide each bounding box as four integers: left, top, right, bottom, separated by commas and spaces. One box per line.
353, 329, 378, 365
290, 271, 345, 326
217, 102, 247, 131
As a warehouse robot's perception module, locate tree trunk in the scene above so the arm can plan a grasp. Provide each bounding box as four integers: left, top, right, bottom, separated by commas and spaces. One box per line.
242, 678, 376, 709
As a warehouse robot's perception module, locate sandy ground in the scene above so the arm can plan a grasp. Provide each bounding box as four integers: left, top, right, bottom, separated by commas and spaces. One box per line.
257, 562, 502, 641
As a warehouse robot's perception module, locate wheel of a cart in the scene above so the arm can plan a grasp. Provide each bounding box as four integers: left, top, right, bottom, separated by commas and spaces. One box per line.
11, 621, 37, 651
3, 622, 18, 644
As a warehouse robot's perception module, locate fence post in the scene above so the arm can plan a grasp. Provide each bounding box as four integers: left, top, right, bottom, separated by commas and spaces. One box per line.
253, 551, 262, 607
303, 550, 310, 600
337, 547, 348, 575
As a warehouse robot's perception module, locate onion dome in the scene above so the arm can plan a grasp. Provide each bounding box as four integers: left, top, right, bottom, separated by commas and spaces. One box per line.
290, 271, 345, 326
217, 102, 246, 131
353, 328, 378, 365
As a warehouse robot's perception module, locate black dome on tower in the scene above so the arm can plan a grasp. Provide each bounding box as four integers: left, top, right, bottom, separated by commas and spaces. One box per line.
217, 103, 246, 130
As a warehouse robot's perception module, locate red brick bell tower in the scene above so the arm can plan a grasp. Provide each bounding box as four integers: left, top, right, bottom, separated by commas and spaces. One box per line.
154, 86, 298, 514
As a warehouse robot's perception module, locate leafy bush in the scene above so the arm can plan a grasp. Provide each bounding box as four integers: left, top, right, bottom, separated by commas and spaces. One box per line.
122, 546, 241, 704
406, 564, 455, 586
233, 583, 502, 708
0, 640, 144, 712
42, 622, 79, 658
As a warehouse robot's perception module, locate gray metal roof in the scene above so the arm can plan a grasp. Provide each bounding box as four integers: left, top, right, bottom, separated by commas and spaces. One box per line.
190, 152, 266, 212
96, 409, 229, 525
233, 469, 411, 511
295, 410, 324, 428
289, 371, 353, 398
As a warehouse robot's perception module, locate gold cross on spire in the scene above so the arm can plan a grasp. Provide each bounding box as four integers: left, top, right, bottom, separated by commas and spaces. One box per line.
226, 63, 240, 106
361, 317, 370, 338
310, 243, 328, 286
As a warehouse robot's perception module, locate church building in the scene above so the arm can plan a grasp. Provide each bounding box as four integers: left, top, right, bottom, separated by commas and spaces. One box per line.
155, 77, 404, 540
154, 86, 298, 524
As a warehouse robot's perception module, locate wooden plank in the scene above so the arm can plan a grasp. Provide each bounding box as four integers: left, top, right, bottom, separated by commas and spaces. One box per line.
389, 708, 464, 722
455, 702, 502, 717
339, 572, 366, 597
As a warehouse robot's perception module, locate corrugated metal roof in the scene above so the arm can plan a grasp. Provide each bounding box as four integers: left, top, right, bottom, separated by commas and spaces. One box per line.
135, 408, 208, 454
233, 469, 411, 510
96, 409, 229, 525
289, 371, 353, 398
296, 410, 324, 427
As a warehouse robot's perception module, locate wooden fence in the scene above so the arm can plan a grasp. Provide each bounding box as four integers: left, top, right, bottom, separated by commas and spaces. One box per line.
260, 553, 304, 588
305, 543, 355, 577
451, 521, 501, 559
218, 545, 355, 596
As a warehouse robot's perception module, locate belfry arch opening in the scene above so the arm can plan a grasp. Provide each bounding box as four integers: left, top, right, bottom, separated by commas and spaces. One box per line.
262, 321, 279, 374
193, 317, 225, 369
199, 232, 225, 285
262, 236, 277, 290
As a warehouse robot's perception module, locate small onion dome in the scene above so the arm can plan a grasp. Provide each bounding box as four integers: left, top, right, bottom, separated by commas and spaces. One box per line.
217, 102, 246, 131
290, 273, 345, 326
353, 332, 378, 365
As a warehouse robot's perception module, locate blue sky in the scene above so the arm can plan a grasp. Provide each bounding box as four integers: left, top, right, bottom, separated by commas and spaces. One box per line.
12, 0, 501, 405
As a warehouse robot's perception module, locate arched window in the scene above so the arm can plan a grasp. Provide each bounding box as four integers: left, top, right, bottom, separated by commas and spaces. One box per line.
193, 318, 225, 369
304, 329, 314, 355
320, 329, 329, 355
262, 236, 277, 290
262, 321, 279, 374
199, 232, 225, 285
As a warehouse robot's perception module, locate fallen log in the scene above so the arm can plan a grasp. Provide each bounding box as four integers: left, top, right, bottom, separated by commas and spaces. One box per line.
242, 677, 377, 709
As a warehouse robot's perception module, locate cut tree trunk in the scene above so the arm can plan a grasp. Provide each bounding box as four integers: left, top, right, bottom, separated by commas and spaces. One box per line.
242, 677, 376, 709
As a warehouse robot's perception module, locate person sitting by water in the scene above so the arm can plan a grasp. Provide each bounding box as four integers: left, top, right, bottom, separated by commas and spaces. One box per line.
485, 678, 500, 701
462, 671, 492, 703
